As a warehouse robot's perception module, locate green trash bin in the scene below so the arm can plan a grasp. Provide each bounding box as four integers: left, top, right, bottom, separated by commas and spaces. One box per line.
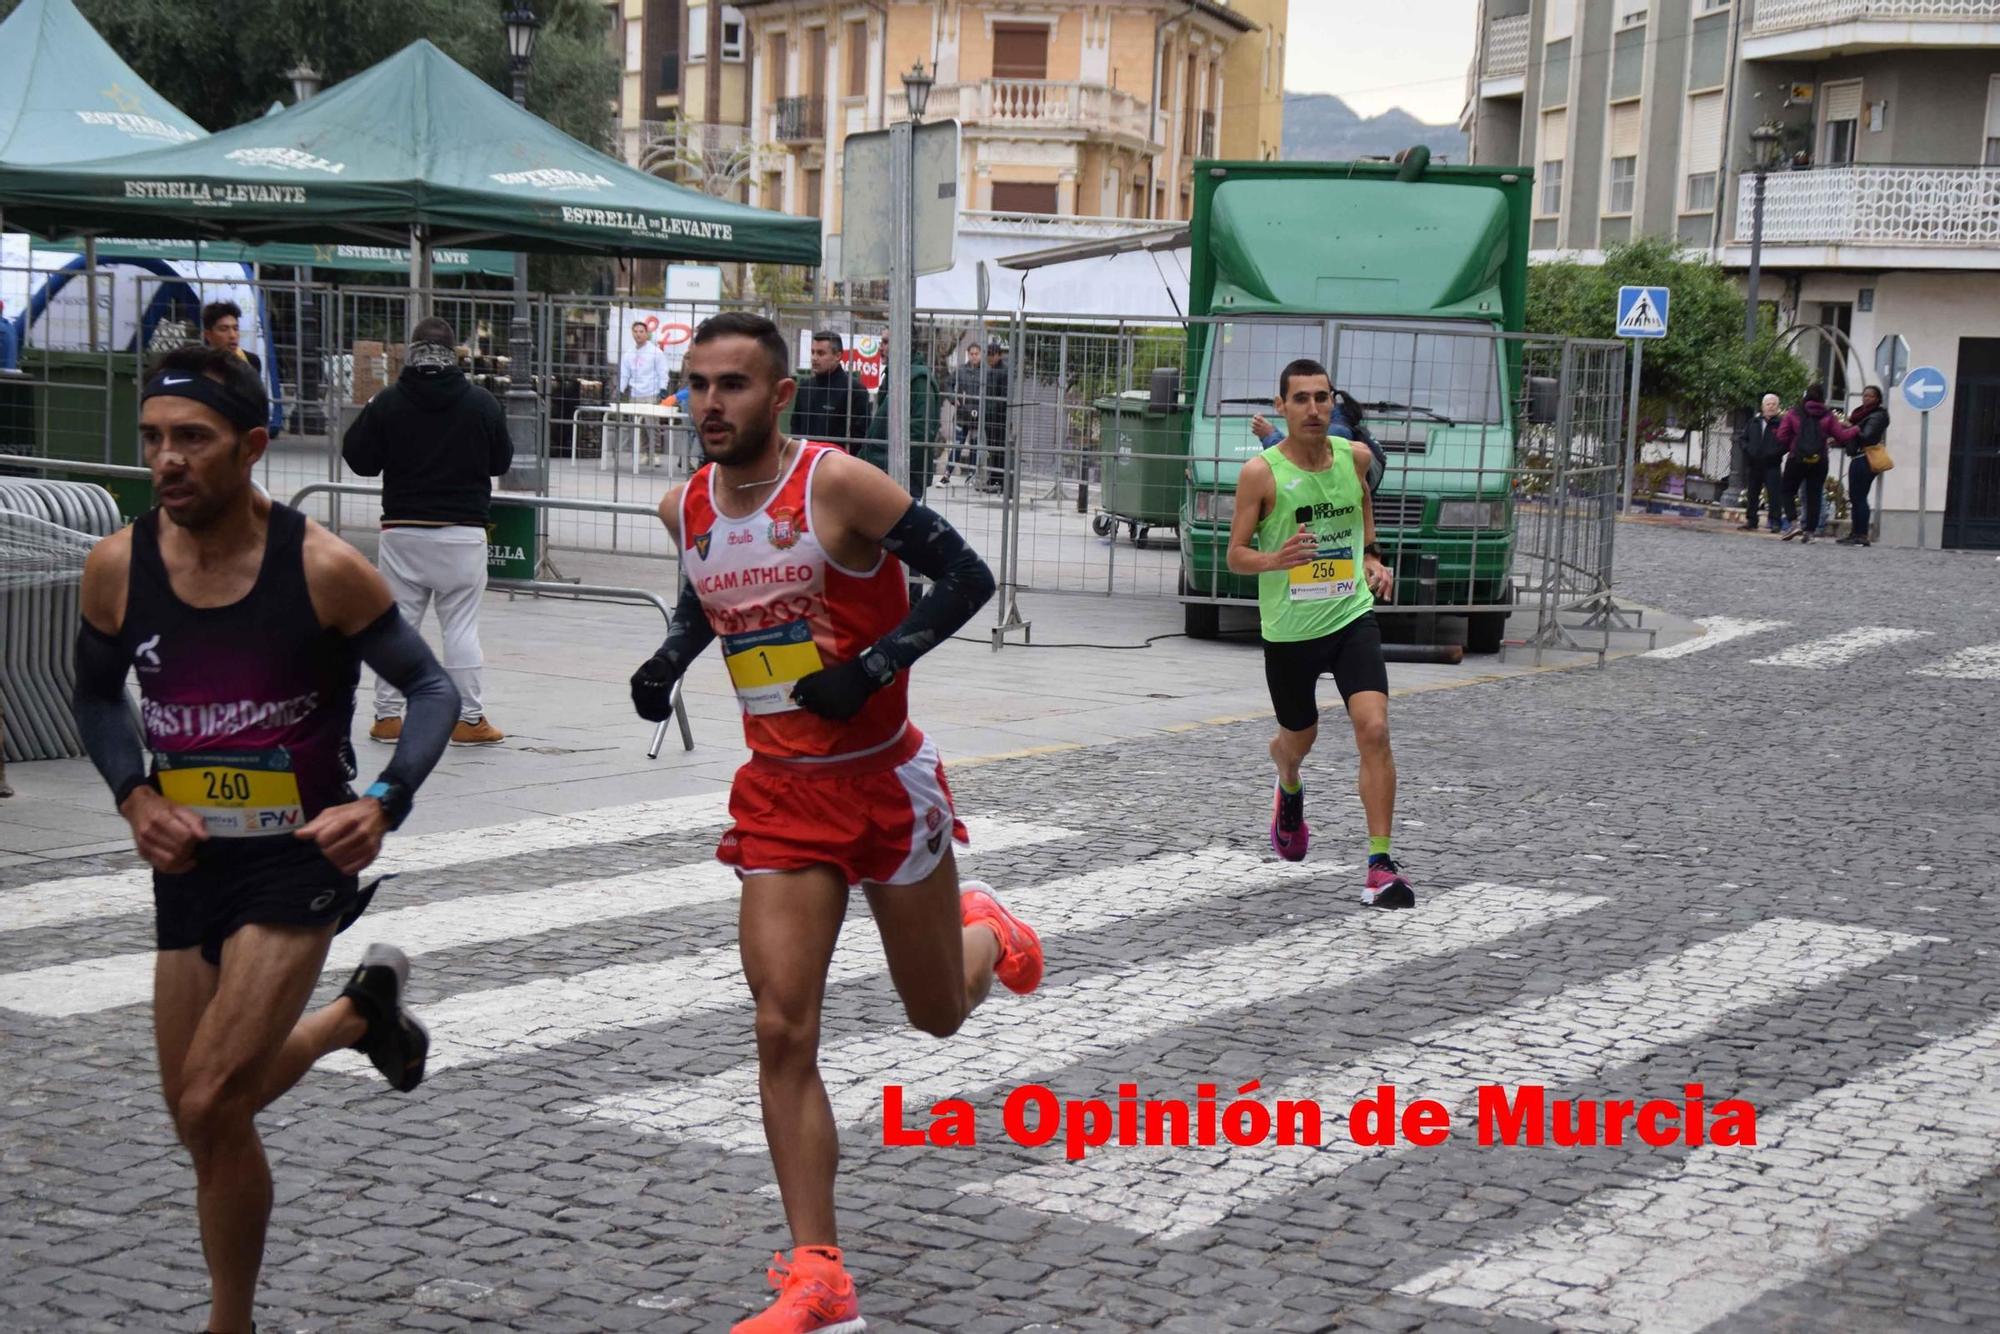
1093, 390, 1189, 542
15, 349, 139, 467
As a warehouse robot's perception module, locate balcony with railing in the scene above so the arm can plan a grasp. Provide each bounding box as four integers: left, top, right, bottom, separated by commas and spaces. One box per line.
1733, 164, 2000, 256
1482, 13, 1531, 84
886, 79, 1161, 148
1745, 0, 2000, 58
773, 96, 825, 144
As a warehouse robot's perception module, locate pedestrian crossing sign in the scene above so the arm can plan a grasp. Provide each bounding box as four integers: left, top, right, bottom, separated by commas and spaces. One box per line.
1616, 285, 1670, 339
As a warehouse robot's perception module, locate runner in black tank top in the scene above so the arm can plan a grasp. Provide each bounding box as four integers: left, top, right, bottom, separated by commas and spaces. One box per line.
71, 347, 462, 1334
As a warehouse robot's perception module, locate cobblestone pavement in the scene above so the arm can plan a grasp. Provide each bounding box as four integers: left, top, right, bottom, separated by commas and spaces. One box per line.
2, 521, 1996, 1333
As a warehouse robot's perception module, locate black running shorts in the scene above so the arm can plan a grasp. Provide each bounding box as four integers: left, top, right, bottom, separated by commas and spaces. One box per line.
1262, 612, 1391, 733
153, 838, 367, 965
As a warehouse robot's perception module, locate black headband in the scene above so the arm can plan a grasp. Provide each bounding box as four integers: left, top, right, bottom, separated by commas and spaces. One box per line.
142, 369, 266, 431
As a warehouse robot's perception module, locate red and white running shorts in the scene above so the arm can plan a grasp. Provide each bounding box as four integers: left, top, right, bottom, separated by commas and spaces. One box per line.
718, 731, 970, 887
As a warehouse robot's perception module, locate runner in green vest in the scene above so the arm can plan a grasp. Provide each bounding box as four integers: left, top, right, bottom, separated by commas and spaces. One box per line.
1225, 357, 1414, 908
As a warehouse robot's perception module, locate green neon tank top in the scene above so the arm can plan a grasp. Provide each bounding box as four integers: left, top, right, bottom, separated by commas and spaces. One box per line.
1253, 440, 1374, 642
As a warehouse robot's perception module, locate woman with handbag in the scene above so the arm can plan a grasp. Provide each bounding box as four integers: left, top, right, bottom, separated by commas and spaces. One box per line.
1840, 384, 1892, 547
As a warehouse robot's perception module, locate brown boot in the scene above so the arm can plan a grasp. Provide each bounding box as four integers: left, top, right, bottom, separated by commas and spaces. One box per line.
450, 717, 505, 746
368, 716, 403, 744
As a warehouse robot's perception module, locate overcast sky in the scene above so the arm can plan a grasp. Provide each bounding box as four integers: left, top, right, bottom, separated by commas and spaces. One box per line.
1283, 0, 1478, 125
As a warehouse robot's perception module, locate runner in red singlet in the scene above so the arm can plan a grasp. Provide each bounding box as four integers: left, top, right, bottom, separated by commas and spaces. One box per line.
629, 314, 1043, 1334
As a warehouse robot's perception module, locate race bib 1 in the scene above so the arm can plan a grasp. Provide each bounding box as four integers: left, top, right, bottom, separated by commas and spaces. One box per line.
1288, 545, 1358, 602
155, 748, 305, 838
722, 620, 826, 715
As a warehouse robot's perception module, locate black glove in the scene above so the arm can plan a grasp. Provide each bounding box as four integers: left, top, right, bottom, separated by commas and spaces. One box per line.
790, 648, 894, 722
630, 653, 680, 722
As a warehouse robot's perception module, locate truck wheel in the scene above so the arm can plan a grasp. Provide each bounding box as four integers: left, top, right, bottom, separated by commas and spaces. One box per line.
1090, 513, 1114, 538
1467, 582, 1515, 655
1180, 571, 1220, 640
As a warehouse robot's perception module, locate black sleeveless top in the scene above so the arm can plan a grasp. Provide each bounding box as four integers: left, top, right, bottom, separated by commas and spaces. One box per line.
122, 502, 360, 839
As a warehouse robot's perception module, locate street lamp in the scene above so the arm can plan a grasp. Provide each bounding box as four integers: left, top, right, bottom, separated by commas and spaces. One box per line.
883, 62, 935, 535
1726, 121, 1785, 508
902, 61, 934, 123
1743, 122, 1783, 346
287, 62, 322, 104
502, 2, 543, 497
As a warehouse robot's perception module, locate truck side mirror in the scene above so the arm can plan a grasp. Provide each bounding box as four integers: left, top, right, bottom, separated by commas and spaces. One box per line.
1525, 376, 1560, 426
1148, 366, 1181, 414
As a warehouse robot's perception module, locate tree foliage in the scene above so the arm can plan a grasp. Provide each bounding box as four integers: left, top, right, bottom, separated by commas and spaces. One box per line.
1528, 237, 1809, 433
1, 0, 615, 151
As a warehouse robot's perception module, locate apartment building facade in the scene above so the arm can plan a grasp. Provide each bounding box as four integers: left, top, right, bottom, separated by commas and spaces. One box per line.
1464, 0, 2000, 548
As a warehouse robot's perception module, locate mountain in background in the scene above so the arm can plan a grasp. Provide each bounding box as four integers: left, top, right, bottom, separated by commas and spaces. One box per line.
1281, 92, 1468, 164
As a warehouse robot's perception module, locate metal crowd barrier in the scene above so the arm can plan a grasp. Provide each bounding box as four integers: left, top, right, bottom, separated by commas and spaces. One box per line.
0, 476, 121, 761
287, 482, 694, 756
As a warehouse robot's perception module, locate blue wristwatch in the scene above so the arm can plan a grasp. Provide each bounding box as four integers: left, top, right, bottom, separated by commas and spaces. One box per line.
362, 779, 413, 830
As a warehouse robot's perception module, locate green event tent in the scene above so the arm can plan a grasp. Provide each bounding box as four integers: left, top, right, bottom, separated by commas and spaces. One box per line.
0, 0, 205, 164
0, 39, 821, 266
0, 0, 511, 276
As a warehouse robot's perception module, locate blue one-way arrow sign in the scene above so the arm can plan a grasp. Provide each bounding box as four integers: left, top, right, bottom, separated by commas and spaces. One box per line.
1902, 365, 1947, 413
1616, 285, 1670, 339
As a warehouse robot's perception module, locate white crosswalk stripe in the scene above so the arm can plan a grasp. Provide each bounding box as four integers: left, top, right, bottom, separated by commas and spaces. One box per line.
1912, 642, 2000, 681
1749, 626, 1932, 670
1644, 617, 1788, 660
0, 817, 1072, 1018
0, 791, 735, 935
571, 883, 1605, 1151
1398, 1012, 2000, 1333
344, 846, 1328, 1077
960, 917, 1930, 1239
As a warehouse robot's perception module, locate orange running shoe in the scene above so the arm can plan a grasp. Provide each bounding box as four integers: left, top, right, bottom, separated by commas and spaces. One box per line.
730, 1247, 865, 1334
961, 881, 1044, 994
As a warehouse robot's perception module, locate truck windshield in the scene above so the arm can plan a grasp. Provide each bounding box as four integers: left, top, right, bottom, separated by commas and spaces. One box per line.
1203, 319, 1504, 427
1334, 322, 1506, 427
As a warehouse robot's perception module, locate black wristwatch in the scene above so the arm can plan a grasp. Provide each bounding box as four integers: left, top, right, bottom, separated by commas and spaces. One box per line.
859, 646, 896, 688
1364, 542, 1385, 562
362, 778, 414, 830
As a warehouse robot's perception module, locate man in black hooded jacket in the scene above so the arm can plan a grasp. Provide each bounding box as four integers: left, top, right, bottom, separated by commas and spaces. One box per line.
343, 317, 513, 746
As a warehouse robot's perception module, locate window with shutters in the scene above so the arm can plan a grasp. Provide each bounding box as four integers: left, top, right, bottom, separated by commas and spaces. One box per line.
990, 181, 1060, 215
802, 167, 822, 219
1617, 0, 1648, 27
846, 20, 867, 97
687, 6, 746, 63
1986, 75, 2000, 165
767, 32, 787, 99
1821, 80, 1861, 166
1682, 90, 1722, 212
993, 24, 1050, 80
624, 18, 643, 73
1538, 109, 1567, 216
807, 28, 826, 102
1605, 101, 1640, 214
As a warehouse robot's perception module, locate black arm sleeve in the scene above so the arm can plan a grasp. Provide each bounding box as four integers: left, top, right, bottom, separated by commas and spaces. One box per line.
647, 571, 719, 678
869, 502, 996, 677
73, 621, 149, 808
350, 606, 459, 793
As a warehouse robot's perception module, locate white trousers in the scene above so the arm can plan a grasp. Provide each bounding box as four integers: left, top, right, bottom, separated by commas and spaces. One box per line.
374, 525, 488, 722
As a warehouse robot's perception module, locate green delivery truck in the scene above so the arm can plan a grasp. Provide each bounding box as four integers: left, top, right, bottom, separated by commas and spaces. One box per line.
1174, 154, 1534, 653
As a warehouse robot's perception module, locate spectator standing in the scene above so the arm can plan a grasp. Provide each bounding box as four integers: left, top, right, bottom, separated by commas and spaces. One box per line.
859, 335, 941, 500
790, 331, 872, 452
942, 342, 984, 485
980, 340, 1010, 492
343, 317, 513, 745
1739, 393, 1787, 533
616, 320, 671, 468
1775, 382, 1857, 544
201, 300, 262, 375
1839, 384, 1891, 547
